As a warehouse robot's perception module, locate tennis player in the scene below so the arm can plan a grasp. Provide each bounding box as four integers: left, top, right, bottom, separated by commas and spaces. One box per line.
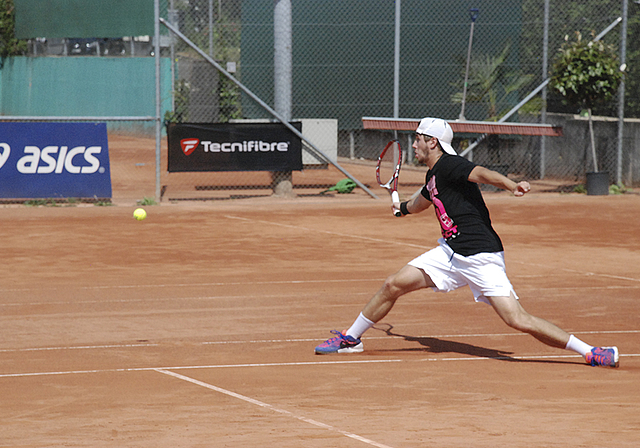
315, 117, 619, 368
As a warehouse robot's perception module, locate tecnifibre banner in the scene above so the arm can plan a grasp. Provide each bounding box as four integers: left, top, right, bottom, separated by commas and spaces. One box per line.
0, 123, 112, 199
167, 122, 303, 172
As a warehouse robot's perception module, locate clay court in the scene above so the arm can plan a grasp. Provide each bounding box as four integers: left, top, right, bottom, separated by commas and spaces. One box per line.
1, 134, 639, 447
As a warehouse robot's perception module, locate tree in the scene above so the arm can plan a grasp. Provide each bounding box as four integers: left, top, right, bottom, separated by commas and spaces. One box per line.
451, 44, 535, 121
0, 0, 26, 60
520, 0, 640, 118
550, 31, 624, 172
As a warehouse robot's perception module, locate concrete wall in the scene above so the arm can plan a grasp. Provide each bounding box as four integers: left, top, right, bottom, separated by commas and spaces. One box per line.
340, 113, 640, 186
504, 113, 640, 185
460, 113, 640, 185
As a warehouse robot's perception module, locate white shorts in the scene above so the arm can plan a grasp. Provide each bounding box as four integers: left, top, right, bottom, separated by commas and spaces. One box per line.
408, 238, 518, 305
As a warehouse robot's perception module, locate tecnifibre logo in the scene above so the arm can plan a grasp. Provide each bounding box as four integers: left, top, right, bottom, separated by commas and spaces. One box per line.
180, 138, 290, 156
0, 143, 105, 174
181, 139, 199, 156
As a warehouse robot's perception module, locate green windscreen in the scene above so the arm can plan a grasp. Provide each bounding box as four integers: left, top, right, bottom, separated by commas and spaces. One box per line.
240, 0, 523, 128
15, 0, 154, 38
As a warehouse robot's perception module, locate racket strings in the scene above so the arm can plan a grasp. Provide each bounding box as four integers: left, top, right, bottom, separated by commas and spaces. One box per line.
377, 142, 401, 189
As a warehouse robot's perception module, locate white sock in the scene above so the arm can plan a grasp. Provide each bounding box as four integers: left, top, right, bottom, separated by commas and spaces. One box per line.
565, 334, 593, 357
345, 313, 375, 339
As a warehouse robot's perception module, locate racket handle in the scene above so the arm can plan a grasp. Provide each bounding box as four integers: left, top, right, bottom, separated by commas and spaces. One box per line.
391, 191, 401, 217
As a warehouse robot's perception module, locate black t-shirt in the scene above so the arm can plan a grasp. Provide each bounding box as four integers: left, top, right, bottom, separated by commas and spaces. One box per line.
420, 154, 503, 256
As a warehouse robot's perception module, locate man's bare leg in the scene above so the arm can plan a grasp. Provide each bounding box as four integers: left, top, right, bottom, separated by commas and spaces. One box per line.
360, 265, 435, 324
487, 293, 571, 348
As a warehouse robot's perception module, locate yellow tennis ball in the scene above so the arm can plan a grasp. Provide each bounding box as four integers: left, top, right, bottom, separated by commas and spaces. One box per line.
133, 208, 147, 221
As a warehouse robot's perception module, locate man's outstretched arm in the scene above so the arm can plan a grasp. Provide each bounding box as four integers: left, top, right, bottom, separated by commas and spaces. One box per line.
468, 166, 531, 197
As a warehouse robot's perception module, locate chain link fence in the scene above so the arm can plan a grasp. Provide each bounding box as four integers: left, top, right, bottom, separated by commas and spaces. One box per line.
158, 0, 637, 199
20, 1, 638, 201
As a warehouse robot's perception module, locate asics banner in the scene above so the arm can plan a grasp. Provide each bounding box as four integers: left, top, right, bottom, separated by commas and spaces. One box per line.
0, 122, 112, 199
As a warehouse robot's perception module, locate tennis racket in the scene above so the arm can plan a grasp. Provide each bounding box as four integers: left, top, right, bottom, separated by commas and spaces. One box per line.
376, 139, 402, 217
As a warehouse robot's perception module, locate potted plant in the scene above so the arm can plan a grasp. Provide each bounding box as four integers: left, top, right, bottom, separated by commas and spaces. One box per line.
550, 32, 624, 195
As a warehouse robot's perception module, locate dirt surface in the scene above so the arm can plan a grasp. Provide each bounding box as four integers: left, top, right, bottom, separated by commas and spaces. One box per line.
1, 189, 639, 447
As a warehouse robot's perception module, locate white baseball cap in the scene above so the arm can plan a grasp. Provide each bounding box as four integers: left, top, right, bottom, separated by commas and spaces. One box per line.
416, 117, 456, 155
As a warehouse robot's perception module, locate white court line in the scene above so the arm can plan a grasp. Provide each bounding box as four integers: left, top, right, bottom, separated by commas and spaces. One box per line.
225, 215, 428, 249
0, 291, 373, 308
2, 354, 639, 379
1, 277, 638, 296
202, 329, 640, 345
0, 359, 403, 378
0, 278, 383, 294
509, 261, 640, 283
0, 343, 159, 353
226, 215, 640, 284
155, 368, 396, 448
2, 329, 637, 354
226, 215, 640, 277
1, 216, 637, 296
2, 283, 637, 308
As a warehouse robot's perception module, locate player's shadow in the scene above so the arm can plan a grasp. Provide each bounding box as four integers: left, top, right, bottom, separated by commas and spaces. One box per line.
372, 323, 578, 365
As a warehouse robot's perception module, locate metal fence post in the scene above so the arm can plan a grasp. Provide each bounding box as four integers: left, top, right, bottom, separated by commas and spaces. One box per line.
617, 0, 629, 185
540, 0, 549, 179
154, 0, 162, 202
273, 0, 293, 195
